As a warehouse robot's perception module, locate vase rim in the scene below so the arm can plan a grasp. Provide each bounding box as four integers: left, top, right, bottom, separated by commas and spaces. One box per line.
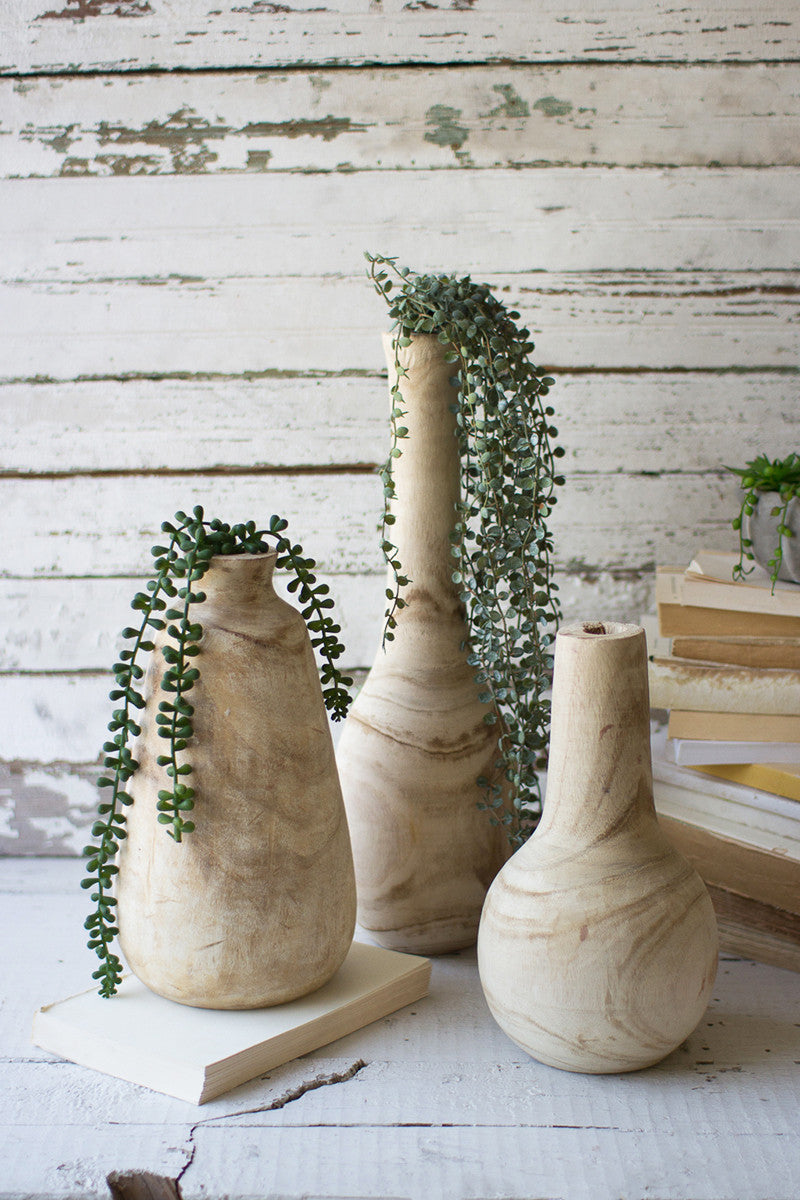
205, 550, 278, 564
558, 620, 643, 641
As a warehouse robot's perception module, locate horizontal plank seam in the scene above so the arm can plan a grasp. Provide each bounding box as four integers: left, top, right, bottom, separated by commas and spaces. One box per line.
0, 469, 731, 487
4, 55, 800, 82
2, 365, 799, 388
0, 464, 380, 481
4, 58, 800, 84
10, 164, 800, 179
0, 758, 98, 769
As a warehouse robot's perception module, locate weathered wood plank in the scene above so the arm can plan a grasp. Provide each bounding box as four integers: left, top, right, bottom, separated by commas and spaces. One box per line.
0, 566, 663, 675
0, 372, 793, 475
5, 170, 798, 278
0, 759, 99, 855
5, 859, 800, 1197
0, 471, 740, 579
4, 2, 799, 75
3, 170, 797, 375
4, 64, 800, 178
0, 573, 387, 671
3, 270, 799, 377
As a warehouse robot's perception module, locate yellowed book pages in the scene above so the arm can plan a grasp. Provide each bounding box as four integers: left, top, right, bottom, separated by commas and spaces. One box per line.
656, 814, 800, 914
671, 636, 800, 670
649, 656, 800, 715
657, 599, 800, 639
668, 709, 800, 743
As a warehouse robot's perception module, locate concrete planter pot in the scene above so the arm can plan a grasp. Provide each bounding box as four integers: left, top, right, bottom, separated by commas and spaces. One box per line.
744, 491, 800, 584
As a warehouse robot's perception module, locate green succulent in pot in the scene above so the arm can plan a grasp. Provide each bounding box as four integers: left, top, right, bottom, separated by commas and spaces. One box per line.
727, 453, 800, 589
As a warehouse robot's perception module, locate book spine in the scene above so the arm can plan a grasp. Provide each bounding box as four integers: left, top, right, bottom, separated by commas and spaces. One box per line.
648, 658, 800, 715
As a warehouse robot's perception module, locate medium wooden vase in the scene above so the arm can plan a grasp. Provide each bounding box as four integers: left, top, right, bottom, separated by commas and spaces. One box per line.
478, 621, 718, 1073
116, 552, 356, 1009
336, 333, 509, 955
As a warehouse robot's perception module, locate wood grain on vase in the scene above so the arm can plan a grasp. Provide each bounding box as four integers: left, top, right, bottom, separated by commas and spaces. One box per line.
336, 334, 509, 954
478, 622, 718, 1073
116, 552, 356, 1009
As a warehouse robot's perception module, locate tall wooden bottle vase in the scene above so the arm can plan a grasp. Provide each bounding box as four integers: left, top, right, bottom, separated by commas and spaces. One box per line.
116, 552, 357, 1009
478, 621, 719, 1073
336, 333, 509, 954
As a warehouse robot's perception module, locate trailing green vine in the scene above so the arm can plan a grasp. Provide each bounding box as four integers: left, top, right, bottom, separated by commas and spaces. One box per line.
82, 507, 352, 997
367, 254, 564, 844
728, 453, 800, 590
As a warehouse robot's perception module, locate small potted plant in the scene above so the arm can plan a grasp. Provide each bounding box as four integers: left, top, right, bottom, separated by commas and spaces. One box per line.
727, 452, 800, 588
336, 255, 565, 953
83, 507, 355, 1004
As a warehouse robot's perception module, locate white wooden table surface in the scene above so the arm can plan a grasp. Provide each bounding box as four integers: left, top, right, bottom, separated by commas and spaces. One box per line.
3, 857, 800, 1200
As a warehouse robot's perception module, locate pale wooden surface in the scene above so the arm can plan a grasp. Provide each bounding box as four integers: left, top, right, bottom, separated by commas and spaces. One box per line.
480, 624, 718, 1073
4, 856, 800, 1200
115, 553, 356, 1009
5, 2, 800, 73
338, 335, 509, 954
2, 2, 799, 850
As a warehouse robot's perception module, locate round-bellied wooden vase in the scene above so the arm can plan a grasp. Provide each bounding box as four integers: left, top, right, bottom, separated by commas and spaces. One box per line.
336, 333, 509, 955
116, 552, 357, 1009
478, 621, 718, 1073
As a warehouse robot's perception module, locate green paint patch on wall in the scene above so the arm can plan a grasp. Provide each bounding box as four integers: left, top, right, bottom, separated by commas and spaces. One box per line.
424, 104, 468, 151
533, 95, 573, 118
488, 84, 530, 119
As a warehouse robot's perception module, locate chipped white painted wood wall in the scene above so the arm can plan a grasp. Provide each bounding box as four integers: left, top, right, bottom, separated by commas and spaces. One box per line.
1, 1, 799, 854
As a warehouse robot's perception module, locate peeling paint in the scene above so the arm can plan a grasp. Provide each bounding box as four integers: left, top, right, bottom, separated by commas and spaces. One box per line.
231, 2, 326, 13
96, 108, 224, 173
534, 95, 574, 118
59, 157, 90, 176
246, 149, 273, 171
22, 123, 79, 155
488, 83, 530, 119
240, 116, 362, 141
37, 0, 153, 19
97, 107, 225, 150
89, 109, 360, 177
424, 104, 468, 151
96, 154, 163, 175
0, 761, 97, 855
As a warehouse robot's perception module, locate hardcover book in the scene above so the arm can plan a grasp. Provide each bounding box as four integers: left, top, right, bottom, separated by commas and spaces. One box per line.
32, 940, 431, 1104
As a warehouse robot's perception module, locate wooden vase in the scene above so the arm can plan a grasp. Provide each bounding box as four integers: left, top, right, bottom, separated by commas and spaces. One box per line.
477, 621, 719, 1073
116, 552, 356, 1009
336, 333, 509, 955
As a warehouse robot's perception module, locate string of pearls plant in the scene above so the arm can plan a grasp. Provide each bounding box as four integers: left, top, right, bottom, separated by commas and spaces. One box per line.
367, 253, 564, 844
83, 507, 352, 997
728, 452, 800, 590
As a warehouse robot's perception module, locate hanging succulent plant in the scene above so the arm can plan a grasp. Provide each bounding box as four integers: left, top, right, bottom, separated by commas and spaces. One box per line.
367, 253, 564, 842
727, 452, 800, 590
83, 507, 352, 997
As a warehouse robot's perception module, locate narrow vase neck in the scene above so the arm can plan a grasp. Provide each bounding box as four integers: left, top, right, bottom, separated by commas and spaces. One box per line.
538, 622, 657, 847
383, 332, 461, 609
194, 552, 278, 624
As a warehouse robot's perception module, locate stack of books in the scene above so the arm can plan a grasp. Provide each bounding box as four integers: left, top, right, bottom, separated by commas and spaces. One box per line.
651, 725, 800, 972
646, 549, 800, 971
651, 549, 800, 765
